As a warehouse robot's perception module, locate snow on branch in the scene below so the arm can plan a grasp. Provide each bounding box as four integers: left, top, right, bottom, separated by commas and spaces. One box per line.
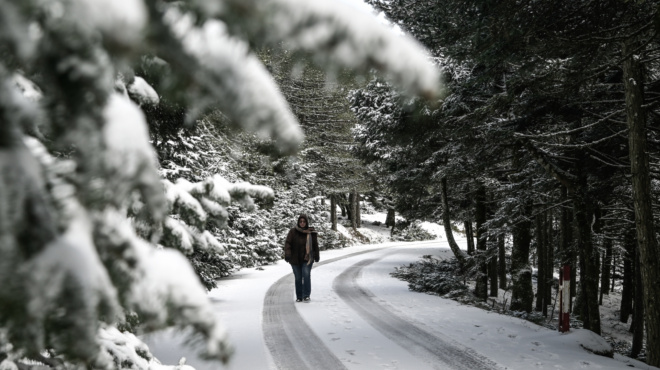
92, 210, 233, 363
67, 0, 148, 49
130, 240, 232, 362
163, 216, 196, 254
161, 8, 304, 154
24, 208, 123, 362
126, 76, 160, 106
162, 175, 273, 253
97, 326, 190, 370
228, 181, 275, 211
203, 0, 444, 100
164, 179, 209, 226
103, 93, 167, 224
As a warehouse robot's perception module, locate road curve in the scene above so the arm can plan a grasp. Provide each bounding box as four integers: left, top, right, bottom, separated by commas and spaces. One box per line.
263, 248, 386, 370
333, 256, 500, 370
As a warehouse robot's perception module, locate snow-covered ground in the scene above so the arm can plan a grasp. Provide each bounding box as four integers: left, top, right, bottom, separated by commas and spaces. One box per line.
143, 214, 656, 370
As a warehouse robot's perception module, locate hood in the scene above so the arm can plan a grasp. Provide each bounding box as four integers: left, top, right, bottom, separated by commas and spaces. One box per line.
297, 214, 310, 229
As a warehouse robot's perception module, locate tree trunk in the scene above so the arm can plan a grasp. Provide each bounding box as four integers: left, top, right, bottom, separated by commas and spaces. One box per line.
386, 208, 395, 228
624, 43, 659, 367
570, 237, 577, 305
611, 252, 616, 293
631, 245, 645, 358
498, 234, 507, 289
573, 190, 601, 334
545, 211, 553, 314
347, 193, 353, 221
474, 185, 488, 301
599, 238, 612, 305
355, 191, 361, 227
489, 235, 499, 297
330, 195, 338, 231
349, 190, 357, 230
558, 186, 575, 310
510, 204, 533, 313
465, 220, 475, 255
620, 225, 635, 323
535, 214, 547, 313
440, 177, 468, 265
341, 194, 347, 217
510, 146, 533, 313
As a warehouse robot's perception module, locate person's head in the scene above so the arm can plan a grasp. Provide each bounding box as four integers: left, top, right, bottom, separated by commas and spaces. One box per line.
297, 214, 310, 229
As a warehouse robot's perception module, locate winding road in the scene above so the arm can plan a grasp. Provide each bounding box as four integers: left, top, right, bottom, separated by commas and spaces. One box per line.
145, 239, 646, 370
262, 243, 499, 370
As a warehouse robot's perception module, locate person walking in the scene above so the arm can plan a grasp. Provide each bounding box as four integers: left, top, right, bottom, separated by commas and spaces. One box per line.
284, 214, 319, 302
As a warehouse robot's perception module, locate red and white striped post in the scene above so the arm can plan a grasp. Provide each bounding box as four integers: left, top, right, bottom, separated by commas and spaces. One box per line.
558, 264, 571, 332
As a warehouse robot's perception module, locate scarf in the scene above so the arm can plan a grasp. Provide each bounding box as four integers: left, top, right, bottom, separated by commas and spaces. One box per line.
295, 225, 317, 265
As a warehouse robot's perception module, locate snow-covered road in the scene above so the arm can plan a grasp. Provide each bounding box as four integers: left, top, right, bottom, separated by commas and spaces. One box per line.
144, 240, 656, 370
332, 253, 496, 369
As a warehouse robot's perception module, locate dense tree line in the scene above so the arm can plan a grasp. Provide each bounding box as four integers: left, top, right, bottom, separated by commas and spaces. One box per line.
354, 0, 660, 364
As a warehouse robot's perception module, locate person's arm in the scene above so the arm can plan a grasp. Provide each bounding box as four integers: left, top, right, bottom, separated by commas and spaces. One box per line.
284, 229, 293, 262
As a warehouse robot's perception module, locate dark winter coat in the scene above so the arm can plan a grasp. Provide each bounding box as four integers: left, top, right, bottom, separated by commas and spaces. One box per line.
284, 215, 320, 265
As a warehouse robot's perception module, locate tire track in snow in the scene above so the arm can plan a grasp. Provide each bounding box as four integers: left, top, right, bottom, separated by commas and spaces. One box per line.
263, 247, 392, 370
263, 272, 346, 370
333, 256, 500, 370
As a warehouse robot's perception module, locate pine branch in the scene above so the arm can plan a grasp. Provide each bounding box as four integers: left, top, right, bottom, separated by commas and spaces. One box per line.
520, 139, 576, 192
529, 128, 627, 149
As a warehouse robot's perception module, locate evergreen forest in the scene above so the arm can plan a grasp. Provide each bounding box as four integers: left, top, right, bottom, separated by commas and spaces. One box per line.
352, 0, 660, 364
1, 0, 659, 368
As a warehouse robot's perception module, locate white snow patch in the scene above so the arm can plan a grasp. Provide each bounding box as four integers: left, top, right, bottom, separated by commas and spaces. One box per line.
69, 0, 147, 47
103, 93, 157, 178
127, 76, 160, 106
357, 226, 386, 243
335, 223, 354, 241
419, 221, 444, 239
566, 329, 613, 356
0, 360, 18, 370
99, 326, 196, 370
12, 73, 42, 101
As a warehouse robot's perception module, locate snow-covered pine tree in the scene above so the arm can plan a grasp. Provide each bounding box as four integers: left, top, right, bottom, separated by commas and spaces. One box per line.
0, 0, 441, 368
264, 49, 372, 232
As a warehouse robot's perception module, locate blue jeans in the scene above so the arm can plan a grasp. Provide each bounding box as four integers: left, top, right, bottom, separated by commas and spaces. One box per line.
291, 262, 314, 299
